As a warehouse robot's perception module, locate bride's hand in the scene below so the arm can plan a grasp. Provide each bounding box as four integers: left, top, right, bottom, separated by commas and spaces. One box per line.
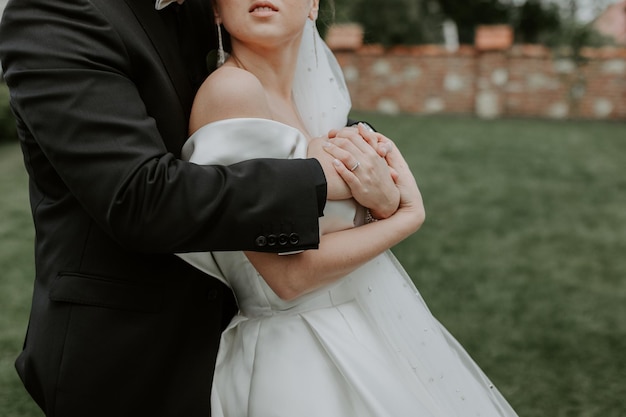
328, 123, 394, 159
384, 142, 425, 232
324, 124, 400, 219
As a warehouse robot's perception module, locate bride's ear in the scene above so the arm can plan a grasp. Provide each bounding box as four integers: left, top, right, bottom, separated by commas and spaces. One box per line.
308, 0, 319, 20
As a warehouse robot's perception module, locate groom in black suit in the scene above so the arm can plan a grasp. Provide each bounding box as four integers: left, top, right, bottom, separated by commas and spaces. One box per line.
0, 0, 395, 415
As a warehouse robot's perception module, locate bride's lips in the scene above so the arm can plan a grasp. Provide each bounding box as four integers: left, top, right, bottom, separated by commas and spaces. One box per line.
249, 1, 279, 16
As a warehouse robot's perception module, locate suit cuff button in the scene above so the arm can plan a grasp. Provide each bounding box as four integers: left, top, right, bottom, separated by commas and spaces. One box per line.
278, 233, 289, 246
267, 234, 277, 246
289, 233, 300, 245
255, 236, 267, 247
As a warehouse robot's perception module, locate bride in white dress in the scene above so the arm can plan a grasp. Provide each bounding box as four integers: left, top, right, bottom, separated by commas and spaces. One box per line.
178, 0, 519, 416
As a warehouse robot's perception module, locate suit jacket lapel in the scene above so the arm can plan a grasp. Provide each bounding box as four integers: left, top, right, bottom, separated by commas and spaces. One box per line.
122, 0, 194, 114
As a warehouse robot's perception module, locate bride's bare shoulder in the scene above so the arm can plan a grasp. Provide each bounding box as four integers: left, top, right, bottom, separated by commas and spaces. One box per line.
189, 66, 272, 133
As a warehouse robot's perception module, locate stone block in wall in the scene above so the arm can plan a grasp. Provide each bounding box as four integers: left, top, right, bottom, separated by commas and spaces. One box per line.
601, 59, 626, 74
475, 91, 501, 119
547, 102, 569, 119
593, 98, 614, 118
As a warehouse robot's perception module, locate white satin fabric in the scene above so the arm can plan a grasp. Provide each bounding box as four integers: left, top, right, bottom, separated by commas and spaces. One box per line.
178, 119, 517, 417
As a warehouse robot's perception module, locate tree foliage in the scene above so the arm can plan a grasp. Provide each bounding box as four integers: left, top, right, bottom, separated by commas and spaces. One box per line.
437, 0, 510, 43
330, 0, 614, 49
512, 0, 561, 44
350, 0, 426, 45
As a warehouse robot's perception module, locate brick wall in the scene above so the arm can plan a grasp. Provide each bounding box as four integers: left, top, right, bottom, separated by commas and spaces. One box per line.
334, 44, 626, 120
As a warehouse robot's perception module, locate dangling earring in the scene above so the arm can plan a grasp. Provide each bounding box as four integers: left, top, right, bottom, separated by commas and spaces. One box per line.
216, 22, 226, 67
308, 4, 319, 67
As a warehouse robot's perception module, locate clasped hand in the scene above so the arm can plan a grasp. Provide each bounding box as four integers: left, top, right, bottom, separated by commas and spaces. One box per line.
308, 123, 423, 223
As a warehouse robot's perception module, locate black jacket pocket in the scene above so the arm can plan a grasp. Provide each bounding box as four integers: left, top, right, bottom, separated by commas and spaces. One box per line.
49, 273, 163, 313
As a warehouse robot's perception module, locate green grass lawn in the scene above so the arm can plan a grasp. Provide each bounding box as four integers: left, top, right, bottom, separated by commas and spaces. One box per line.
0, 142, 40, 417
1, 114, 625, 416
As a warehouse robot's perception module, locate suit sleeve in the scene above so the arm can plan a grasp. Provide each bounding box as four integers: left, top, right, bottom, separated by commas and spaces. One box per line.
0, 0, 325, 253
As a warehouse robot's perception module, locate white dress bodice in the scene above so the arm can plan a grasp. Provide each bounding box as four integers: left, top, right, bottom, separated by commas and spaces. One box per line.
178, 118, 519, 417
180, 118, 367, 317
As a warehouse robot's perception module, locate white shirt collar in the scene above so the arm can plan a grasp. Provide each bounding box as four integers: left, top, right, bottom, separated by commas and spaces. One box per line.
155, 0, 185, 10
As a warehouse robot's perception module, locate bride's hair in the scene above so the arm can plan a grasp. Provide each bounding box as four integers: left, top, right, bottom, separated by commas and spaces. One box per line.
317, 0, 336, 29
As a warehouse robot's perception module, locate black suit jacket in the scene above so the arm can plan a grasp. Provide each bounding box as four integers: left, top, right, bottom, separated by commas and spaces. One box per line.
0, 0, 325, 415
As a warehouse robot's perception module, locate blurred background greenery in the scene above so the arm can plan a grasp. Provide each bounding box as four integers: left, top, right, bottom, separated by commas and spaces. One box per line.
320, 0, 618, 50
0, 83, 16, 142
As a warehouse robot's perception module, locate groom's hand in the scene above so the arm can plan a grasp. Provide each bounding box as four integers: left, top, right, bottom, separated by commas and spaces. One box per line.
308, 136, 352, 201
324, 124, 400, 219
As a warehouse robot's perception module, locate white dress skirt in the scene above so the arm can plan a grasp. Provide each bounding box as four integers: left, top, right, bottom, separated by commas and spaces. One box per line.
178, 118, 518, 417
